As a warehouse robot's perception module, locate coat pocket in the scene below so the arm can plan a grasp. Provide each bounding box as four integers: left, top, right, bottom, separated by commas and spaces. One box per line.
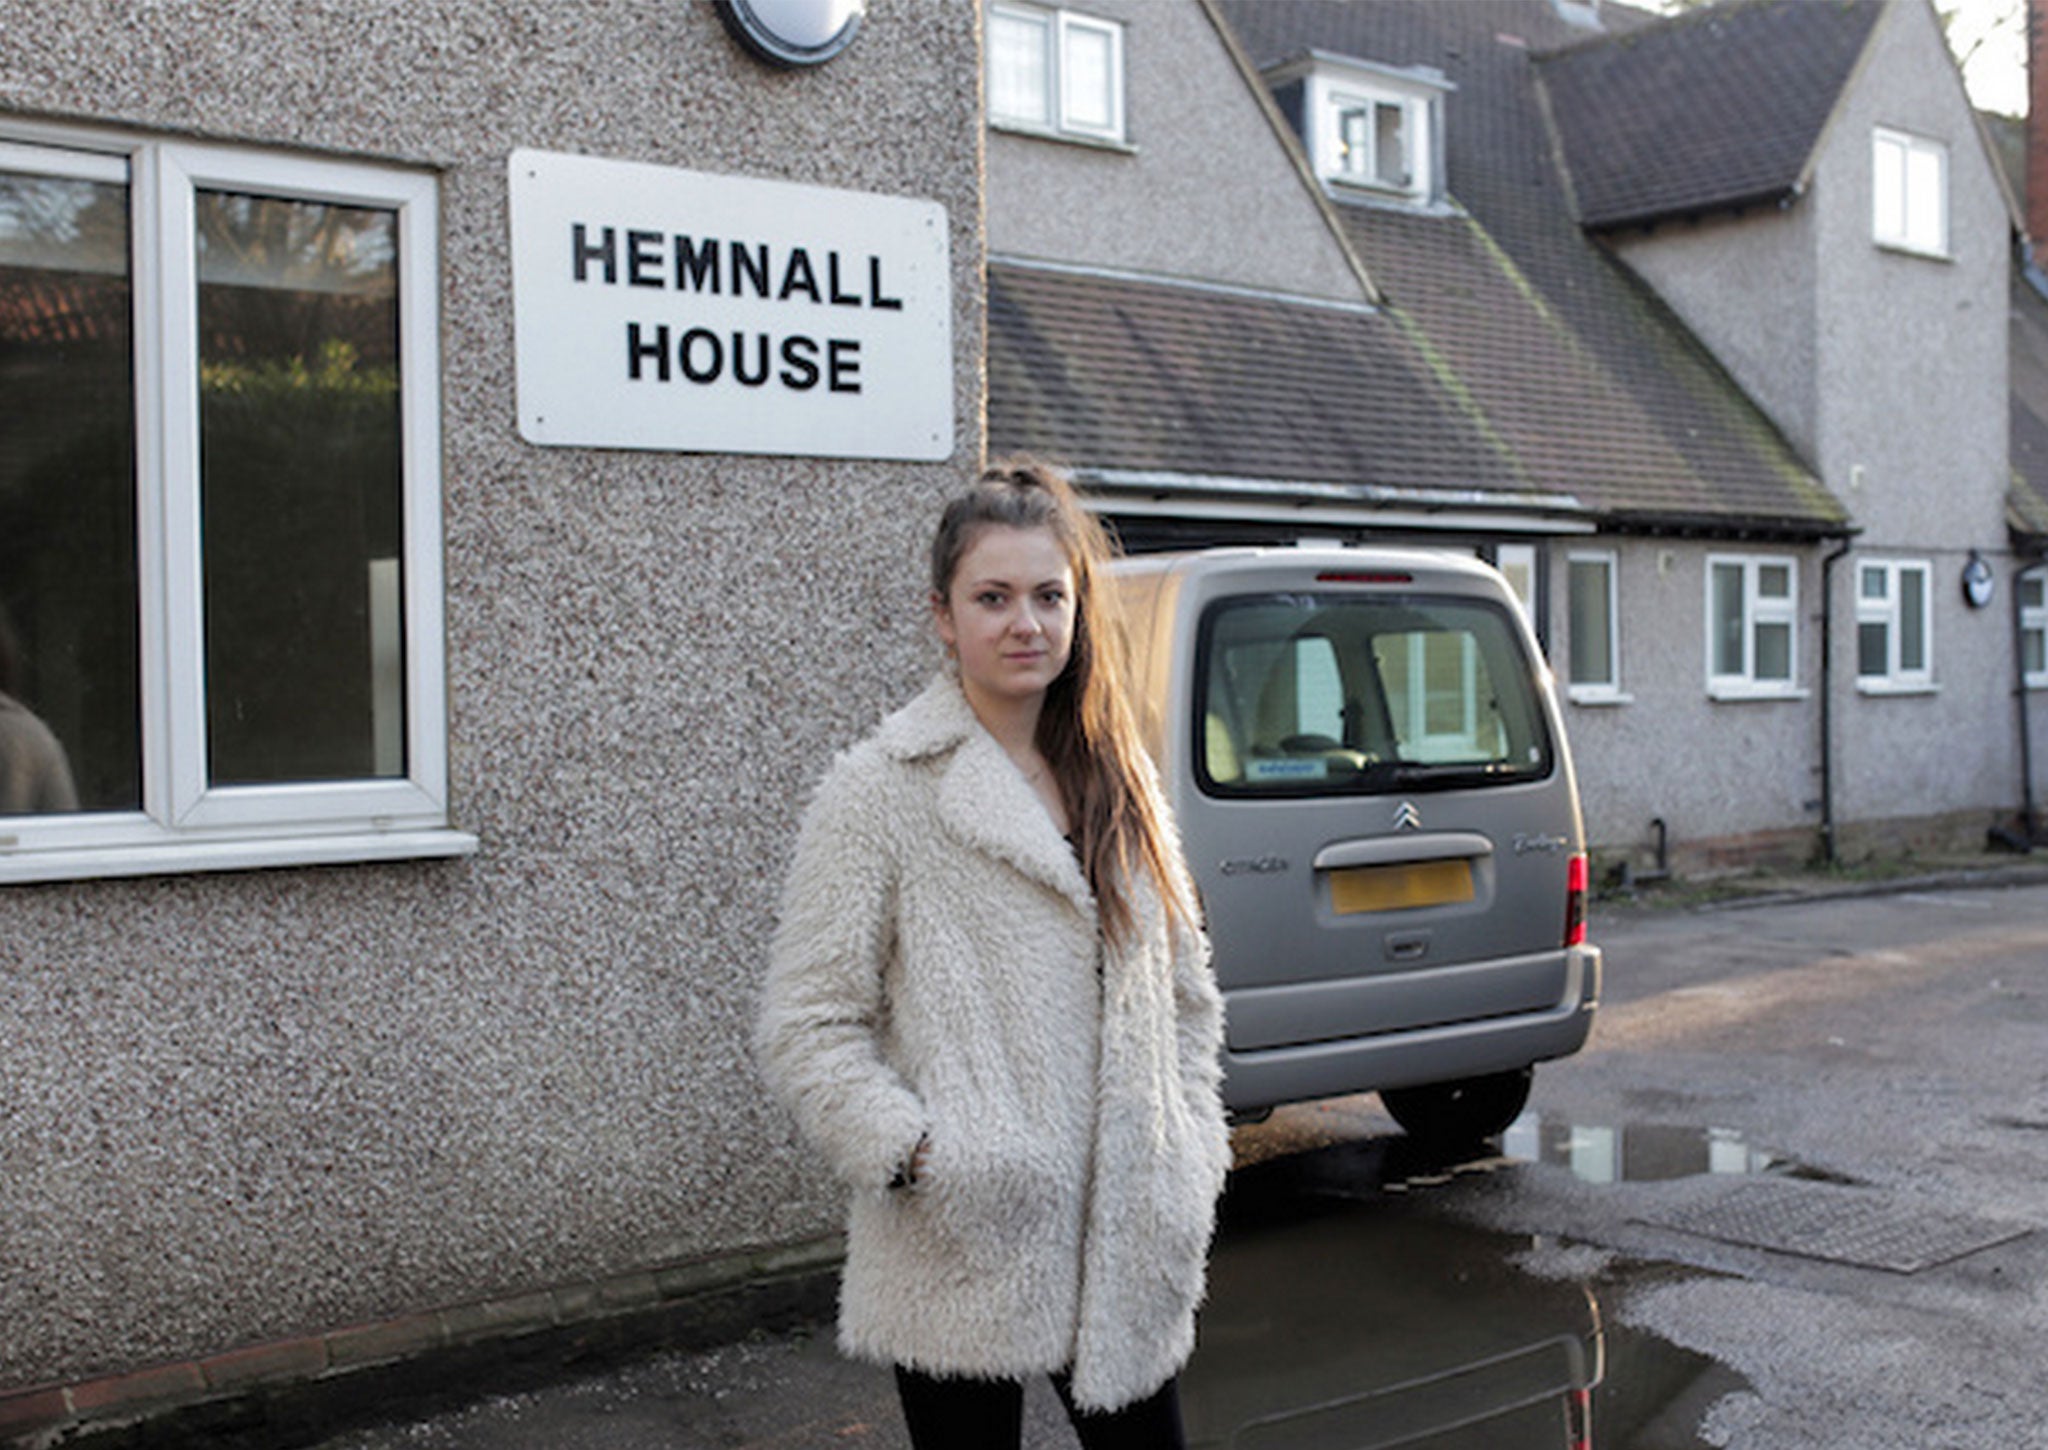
907, 1121, 1070, 1278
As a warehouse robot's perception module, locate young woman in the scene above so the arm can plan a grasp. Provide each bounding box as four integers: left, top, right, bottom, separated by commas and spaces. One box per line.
756, 459, 1230, 1449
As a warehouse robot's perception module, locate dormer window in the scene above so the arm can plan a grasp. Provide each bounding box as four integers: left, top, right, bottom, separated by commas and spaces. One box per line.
1266, 53, 1452, 208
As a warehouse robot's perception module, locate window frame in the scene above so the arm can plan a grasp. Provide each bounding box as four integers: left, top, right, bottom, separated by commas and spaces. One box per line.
986, 2, 1127, 147
2022, 570, 2048, 690
1333, 91, 1414, 193
0, 120, 471, 884
1872, 126, 1949, 259
1705, 553, 1803, 700
1566, 549, 1625, 704
1855, 558, 1936, 694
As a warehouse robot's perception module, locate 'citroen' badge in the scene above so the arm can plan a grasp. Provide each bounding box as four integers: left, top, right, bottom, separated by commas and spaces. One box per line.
1392, 800, 1422, 832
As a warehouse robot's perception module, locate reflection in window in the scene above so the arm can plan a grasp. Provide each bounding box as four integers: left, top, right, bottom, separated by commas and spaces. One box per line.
1197, 592, 1550, 795
197, 192, 405, 785
0, 164, 140, 813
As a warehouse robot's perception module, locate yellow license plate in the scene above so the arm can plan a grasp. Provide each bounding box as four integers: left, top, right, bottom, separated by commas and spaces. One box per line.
1328, 859, 1475, 914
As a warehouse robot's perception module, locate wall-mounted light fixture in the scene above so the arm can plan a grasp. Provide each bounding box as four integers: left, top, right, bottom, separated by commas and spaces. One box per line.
715, 0, 866, 68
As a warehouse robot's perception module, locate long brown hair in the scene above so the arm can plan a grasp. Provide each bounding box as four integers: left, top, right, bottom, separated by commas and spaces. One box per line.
931, 458, 1190, 947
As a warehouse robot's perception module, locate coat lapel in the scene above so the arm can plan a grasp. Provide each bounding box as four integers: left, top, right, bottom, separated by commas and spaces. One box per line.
877, 675, 1097, 921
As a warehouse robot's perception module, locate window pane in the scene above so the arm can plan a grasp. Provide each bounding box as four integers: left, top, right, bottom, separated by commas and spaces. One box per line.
1198, 593, 1550, 795
0, 165, 140, 813
989, 10, 1052, 125
1567, 557, 1612, 687
1757, 563, 1790, 599
1754, 621, 1791, 681
1339, 108, 1370, 178
1904, 143, 1944, 251
2026, 627, 2045, 677
1860, 565, 1888, 600
1873, 133, 1904, 241
1374, 102, 1408, 186
1899, 567, 1926, 672
1711, 564, 1744, 676
2020, 575, 2045, 610
1061, 22, 1115, 132
1859, 621, 1889, 678
197, 190, 405, 786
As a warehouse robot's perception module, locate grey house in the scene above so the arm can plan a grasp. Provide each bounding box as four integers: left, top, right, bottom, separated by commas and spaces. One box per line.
989, 0, 2027, 873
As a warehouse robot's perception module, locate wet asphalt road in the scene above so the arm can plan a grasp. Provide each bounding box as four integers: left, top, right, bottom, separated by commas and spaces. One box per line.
313, 879, 2048, 1450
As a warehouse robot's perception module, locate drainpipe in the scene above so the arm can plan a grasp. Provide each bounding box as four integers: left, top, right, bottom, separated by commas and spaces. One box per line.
1818, 536, 1854, 866
2017, 559, 2042, 845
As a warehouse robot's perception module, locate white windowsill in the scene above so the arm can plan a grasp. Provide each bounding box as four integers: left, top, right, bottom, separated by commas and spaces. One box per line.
1567, 687, 1633, 707
0, 828, 479, 886
1874, 238, 1951, 263
988, 120, 1136, 154
1707, 684, 1810, 703
1856, 679, 1940, 697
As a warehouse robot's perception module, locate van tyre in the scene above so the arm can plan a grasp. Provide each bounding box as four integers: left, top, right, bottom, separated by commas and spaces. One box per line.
1381, 1068, 1533, 1147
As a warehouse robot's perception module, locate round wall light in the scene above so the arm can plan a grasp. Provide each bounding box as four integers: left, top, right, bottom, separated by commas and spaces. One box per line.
715, 0, 866, 68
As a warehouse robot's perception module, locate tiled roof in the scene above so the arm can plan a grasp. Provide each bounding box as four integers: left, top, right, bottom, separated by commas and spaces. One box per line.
2010, 269, 2048, 547
987, 260, 1561, 509
1218, 0, 1846, 533
1535, 0, 1883, 231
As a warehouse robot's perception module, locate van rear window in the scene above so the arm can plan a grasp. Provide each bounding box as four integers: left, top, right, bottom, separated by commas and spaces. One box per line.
1195, 592, 1553, 796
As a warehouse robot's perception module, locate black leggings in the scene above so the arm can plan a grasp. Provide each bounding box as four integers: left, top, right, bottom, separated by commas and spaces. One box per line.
893, 1364, 1187, 1450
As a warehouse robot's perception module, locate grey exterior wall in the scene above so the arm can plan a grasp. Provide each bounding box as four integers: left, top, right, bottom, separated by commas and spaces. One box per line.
1547, 536, 1827, 868
0, 0, 983, 1392
1607, 0, 2017, 852
986, 0, 1367, 302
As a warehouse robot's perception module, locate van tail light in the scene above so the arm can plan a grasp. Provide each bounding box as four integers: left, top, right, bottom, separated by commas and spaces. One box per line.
1567, 1385, 1593, 1449
1564, 852, 1589, 948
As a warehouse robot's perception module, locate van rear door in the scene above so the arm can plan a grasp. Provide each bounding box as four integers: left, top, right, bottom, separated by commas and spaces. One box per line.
1179, 571, 1580, 1062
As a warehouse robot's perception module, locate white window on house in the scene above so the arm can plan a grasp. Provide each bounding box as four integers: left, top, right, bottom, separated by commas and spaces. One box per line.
1873, 127, 1947, 257
1268, 53, 1449, 207
0, 126, 469, 884
1336, 94, 1414, 190
1706, 554, 1799, 697
1856, 559, 1934, 692
2022, 571, 2048, 689
988, 3, 1126, 144
1567, 550, 1623, 701
1494, 542, 1537, 627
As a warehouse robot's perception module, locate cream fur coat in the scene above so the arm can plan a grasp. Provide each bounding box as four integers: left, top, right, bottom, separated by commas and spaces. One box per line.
755, 674, 1230, 1412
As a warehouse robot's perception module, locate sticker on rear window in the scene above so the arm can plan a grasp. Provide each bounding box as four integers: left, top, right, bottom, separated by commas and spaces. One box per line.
1247, 758, 1328, 782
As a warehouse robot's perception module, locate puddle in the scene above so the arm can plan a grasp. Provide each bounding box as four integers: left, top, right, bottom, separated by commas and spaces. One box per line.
1502, 1112, 1849, 1185
1186, 1147, 1749, 1450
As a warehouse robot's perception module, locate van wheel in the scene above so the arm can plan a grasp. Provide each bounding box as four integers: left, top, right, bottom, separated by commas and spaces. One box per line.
1381, 1069, 1533, 1147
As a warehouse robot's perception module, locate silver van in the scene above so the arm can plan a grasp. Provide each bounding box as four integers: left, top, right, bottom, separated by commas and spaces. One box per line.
1112, 546, 1600, 1143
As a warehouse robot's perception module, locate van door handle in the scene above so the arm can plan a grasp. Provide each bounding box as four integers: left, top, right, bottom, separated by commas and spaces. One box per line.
1385, 931, 1431, 963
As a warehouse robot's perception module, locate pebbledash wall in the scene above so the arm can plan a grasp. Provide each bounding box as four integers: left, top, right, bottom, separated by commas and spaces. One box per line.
0, 0, 982, 1411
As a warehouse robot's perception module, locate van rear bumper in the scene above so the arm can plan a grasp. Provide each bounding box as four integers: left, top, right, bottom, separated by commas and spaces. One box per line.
1220, 944, 1601, 1114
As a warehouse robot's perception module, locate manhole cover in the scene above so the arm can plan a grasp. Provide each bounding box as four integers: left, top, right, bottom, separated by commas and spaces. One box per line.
1638, 1179, 2030, 1273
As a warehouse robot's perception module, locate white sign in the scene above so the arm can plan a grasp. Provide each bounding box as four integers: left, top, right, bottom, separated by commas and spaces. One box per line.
509, 149, 953, 460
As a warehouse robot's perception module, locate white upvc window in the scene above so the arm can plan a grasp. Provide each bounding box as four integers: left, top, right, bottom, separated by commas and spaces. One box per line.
1856, 558, 1935, 692
2023, 571, 2048, 689
988, 3, 1126, 145
1706, 554, 1799, 698
1335, 92, 1416, 191
0, 124, 471, 884
1873, 127, 1948, 257
1494, 542, 1537, 628
1567, 549, 1623, 702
